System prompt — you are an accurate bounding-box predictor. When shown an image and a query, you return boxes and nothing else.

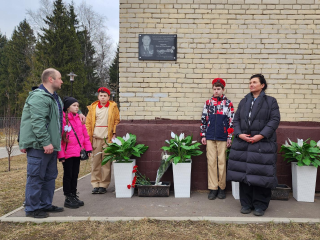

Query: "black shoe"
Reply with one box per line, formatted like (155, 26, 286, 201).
(71, 193, 84, 206)
(240, 206, 252, 214)
(217, 188, 226, 199)
(99, 187, 107, 194)
(43, 205, 64, 212)
(64, 195, 79, 209)
(253, 208, 265, 216)
(92, 187, 99, 194)
(208, 190, 218, 200)
(26, 209, 49, 218)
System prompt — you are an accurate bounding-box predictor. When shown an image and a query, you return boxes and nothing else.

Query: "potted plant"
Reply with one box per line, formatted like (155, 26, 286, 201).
(161, 132, 203, 198)
(280, 138, 320, 202)
(127, 161, 172, 197)
(102, 133, 148, 198)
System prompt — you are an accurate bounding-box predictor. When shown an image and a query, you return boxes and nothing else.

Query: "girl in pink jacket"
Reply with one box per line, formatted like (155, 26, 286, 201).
(58, 97, 92, 209)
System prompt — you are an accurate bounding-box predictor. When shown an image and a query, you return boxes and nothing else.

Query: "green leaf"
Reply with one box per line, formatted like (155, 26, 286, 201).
(310, 140, 317, 147)
(302, 157, 311, 166)
(161, 146, 171, 151)
(173, 156, 181, 164)
(181, 145, 191, 150)
(132, 152, 141, 157)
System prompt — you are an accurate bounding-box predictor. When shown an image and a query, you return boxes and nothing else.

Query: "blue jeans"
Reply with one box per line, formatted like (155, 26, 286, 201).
(24, 148, 58, 213)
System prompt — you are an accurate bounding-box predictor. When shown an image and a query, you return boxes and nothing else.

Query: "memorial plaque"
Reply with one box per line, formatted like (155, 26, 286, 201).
(138, 34, 177, 61)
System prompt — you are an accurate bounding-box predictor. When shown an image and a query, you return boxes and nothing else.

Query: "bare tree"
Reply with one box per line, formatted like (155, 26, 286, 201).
(26, 0, 54, 36)
(4, 103, 19, 172)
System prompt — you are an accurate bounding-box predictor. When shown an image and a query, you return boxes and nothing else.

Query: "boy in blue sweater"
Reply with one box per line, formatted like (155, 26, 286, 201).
(200, 78, 234, 200)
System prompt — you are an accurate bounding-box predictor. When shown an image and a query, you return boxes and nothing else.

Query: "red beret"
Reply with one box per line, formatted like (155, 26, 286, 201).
(97, 87, 110, 95)
(212, 78, 226, 87)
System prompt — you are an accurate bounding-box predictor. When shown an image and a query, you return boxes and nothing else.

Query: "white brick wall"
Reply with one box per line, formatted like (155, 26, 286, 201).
(119, 0, 320, 121)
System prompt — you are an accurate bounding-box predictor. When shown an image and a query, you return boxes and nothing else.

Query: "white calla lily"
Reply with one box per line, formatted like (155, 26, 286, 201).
(113, 138, 122, 146)
(192, 141, 197, 144)
(297, 138, 303, 147)
(171, 132, 176, 138)
(296, 152, 301, 155)
(165, 140, 170, 144)
(288, 138, 292, 145)
(284, 140, 290, 147)
(123, 133, 130, 141)
(317, 140, 320, 148)
(179, 133, 185, 140)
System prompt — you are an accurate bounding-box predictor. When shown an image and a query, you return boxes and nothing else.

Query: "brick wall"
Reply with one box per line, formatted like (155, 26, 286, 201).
(119, 0, 320, 121)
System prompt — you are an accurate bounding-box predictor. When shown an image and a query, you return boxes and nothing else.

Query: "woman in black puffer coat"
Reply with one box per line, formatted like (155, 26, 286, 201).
(227, 74, 280, 216)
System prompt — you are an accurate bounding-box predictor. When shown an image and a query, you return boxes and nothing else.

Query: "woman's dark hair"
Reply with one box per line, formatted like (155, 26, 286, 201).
(250, 74, 267, 91)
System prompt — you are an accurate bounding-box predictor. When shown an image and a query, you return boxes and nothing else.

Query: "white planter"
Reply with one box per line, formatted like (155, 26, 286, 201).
(114, 159, 136, 198)
(291, 162, 318, 202)
(232, 181, 240, 200)
(172, 160, 192, 198)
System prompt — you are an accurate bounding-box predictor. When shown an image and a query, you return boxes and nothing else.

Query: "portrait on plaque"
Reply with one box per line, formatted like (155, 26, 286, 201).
(138, 34, 177, 61)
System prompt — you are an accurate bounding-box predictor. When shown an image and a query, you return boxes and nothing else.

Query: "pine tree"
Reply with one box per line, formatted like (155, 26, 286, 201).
(36, 0, 86, 107)
(6, 20, 36, 115)
(0, 32, 9, 115)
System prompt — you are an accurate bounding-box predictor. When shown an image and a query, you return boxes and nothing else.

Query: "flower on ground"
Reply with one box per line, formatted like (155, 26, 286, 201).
(297, 138, 303, 147)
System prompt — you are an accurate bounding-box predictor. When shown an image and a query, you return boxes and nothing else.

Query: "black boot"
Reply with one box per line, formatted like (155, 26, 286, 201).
(64, 194, 79, 209)
(71, 193, 84, 206)
(217, 188, 226, 199)
(208, 190, 218, 200)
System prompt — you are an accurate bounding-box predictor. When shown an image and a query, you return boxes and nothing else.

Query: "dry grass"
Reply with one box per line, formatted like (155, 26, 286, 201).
(1, 155, 320, 240)
(0, 154, 91, 216)
(0, 220, 319, 240)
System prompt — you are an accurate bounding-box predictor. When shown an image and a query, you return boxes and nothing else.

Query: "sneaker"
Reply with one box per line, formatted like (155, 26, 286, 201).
(240, 206, 252, 214)
(71, 193, 84, 206)
(217, 188, 226, 199)
(92, 187, 100, 194)
(99, 187, 107, 194)
(253, 208, 265, 216)
(43, 205, 64, 212)
(64, 195, 79, 209)
(26, 209, 49, 218)
(208, 190, 218, 200)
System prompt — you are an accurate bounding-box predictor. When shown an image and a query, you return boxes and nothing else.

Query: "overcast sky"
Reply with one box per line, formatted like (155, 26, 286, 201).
(0, 0, 119, 49)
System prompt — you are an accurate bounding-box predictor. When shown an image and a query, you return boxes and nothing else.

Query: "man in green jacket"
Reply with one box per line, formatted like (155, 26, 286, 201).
(19, 68, 65, 218)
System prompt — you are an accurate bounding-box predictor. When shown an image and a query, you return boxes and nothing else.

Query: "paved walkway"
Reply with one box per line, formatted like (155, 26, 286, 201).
(1, 172, 320, 224)
(0, 146, 23, 159)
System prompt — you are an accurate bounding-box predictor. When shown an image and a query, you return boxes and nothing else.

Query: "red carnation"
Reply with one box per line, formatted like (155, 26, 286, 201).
(127, 185, 131, 189)
(134, 176, 137, 180)
(132, 184, 135, 188)
(133, 165, 138, 169)
(132, 169, 137, 173)
(227, 128, 234, 134)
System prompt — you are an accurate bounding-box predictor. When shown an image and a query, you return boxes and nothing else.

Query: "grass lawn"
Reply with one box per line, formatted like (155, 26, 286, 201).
(0, 155, 319, 240)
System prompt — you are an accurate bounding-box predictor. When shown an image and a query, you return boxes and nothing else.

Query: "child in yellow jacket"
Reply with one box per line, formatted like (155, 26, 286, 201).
(86, 87, 120, 194)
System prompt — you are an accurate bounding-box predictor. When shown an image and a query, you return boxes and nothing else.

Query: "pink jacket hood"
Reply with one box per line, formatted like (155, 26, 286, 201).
(58, 112, 92, 159)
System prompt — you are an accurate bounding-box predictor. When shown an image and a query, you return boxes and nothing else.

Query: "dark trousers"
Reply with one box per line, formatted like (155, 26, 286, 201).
(62, 157, 81, 195)
(25, 149, 58, 213)
(240, 182, 272, 211)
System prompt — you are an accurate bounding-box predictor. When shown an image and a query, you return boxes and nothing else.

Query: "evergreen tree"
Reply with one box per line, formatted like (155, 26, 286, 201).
(36, 0, 86, 107)
(6, 20, 36, 115)
(0, 32, 9, 115)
